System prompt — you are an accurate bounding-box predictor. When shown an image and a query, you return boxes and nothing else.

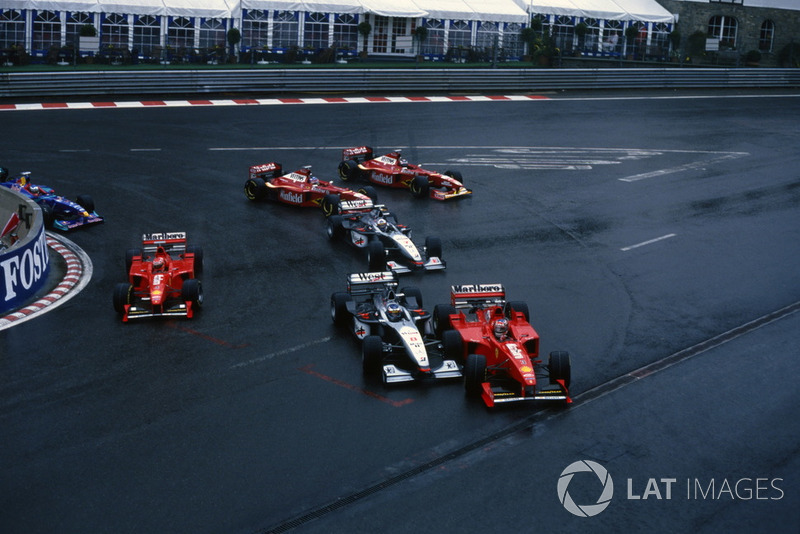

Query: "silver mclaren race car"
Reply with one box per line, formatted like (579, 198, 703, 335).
(325, 199, 445, 274)
(330, 272, 462, 384)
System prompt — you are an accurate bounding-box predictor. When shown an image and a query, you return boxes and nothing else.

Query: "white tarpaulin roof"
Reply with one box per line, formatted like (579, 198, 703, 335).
(528, 0, 674, 22)
(466, 0, 528, 23)
(359, 0, 427, 18)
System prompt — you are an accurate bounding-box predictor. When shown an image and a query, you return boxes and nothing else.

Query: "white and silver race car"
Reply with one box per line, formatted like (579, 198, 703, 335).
(330, 272, 462, 384)
(326, 199, 445, 274)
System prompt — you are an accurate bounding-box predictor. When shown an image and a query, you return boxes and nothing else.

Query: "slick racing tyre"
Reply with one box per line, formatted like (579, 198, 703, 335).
(113, 283, 133, 314)
(186, 245, 204, 277)
(424, 236, 443, 260)
(548, 351, 571, 389)
(181, 279, 203, 309)
(330, 292, 353, 327)
(125, 248, 143, 273)
(39, 203, 54, 228)
(504, 300, 530, 323)
(441, 330, 463, 362)
(362, 335, 383, 375)
(244, 178, 268, 201)
(432, 304, 456, 337)
(444, 170, 463, 183)
(326, 214, 344, 240)
(357, 185, 378, 203)
(367, 239, 386, 272)
(400, 286, 423, 308)
(409, 175, 430, 198)
(338, 160, 360, 181)
(464, 353, 487, 398)
(321, 194, 340, 216)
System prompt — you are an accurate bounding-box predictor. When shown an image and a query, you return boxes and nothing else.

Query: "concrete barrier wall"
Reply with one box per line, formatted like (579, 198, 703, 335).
(0, 187, 50, 313)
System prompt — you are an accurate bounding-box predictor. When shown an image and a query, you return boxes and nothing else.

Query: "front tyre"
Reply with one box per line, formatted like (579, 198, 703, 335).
(425, 236, 443, 259)
(548, 351, 571, 389)
(113, 283, 133, 314)
(409, 175, 430, 198)
(181, 278, 203, 310)
(464, 353, 486, 397)
(326, 214, 344, 240)
(362, 335, 383, 375)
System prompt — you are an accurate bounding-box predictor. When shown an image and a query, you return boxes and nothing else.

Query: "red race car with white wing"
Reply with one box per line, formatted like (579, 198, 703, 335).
(244, 162, 377, 216)
(113, 232, 204, 322)
(433, 283, 571, 407)
(337, 146, 472, 201)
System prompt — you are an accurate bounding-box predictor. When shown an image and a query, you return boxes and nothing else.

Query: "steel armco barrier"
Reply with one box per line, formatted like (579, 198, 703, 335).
(1, 67, 799, 98)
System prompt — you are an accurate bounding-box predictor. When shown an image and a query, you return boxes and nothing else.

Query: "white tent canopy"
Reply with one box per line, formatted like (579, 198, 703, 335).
(359, 0, 427, 18)
(527, 0, 674, 23)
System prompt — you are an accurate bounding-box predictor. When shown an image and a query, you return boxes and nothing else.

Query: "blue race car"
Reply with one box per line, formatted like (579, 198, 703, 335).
(0, 168, 104, 231)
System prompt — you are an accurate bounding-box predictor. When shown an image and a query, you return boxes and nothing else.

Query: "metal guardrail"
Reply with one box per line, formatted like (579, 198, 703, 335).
(1, 68, 799, 98)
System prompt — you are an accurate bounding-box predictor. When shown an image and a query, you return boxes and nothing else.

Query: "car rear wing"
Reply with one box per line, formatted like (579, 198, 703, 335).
(338, 199, 375, 214)
(142, 231, 187, 255)
(249, 162, 283, 180)
(347, 271, 397, 296)
(450, 283, 506, 308)
(342, 146, 374, 163)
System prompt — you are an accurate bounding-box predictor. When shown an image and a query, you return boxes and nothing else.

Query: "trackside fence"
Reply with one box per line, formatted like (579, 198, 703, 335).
(1, 68, 799, 98)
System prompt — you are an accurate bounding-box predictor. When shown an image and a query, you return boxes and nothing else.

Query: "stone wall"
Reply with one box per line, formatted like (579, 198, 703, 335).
(658, 1, 800, 66)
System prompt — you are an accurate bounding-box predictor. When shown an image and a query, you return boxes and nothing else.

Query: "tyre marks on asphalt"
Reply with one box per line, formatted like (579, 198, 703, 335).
(299, 364, 415, 408)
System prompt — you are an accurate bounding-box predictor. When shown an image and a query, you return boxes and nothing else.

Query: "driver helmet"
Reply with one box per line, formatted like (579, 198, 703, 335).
(29, 185, 40, 195)
(493, 318, 509, 338)
(386, 302, 403, 322)
(152, 256, 166, 271)
(377, 218, 388, 231)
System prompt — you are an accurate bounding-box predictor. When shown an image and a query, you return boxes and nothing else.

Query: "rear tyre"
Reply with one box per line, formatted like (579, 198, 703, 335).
(464, 353, 486, 397)
(367, 239, 386, 272)
(125, 248, 142, 273)
(425, 236, 443, 259)
(186, 245, 204, 277)
(76, 194, 95, 212)
(244, 178, 267, 201)
(338, 160, 360, 181)
(357, 185, 378, 203)
(432, 304, 456, 337)
(362, 335, 383, 375)
(40, 203, 54, 228)
(330, 292, 353, 326)
(548, 351, 571, 389)
(113, 283, 133, 314)
(409, 175, 430, 198)
(504, 300, 530, 323)
(400, 286, 423, 308)
(181, 279, 203, 309)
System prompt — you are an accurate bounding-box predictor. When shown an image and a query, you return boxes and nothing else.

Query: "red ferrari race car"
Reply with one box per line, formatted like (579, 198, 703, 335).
(113, 232, 204, 322)
(337, 146, 472, 201)
(244, 162, 377, 216)
(433, 283, 571, 407)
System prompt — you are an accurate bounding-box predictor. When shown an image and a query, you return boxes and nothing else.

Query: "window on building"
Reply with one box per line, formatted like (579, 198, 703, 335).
(304, 12, 328, 49)
(504, 22, 523, 58)
(708, 15, 737, 49)
(168, 16, 195, 50)
(66, 12, 94, 47)
(371, 15, 387, 53)
(423, 19, 445, 55)
(580, 18, 600, 52)
(602, 20, 622, 54)
(650, 22, 670, 58)
(101, 13, 129, 48)
(476, 21, 498, 51)
(199, 18, 225, 50)
(0, 9, 26, 49)
(552, 15, 574, 53)
(273, 10, 298, 49)
(133, 15, 160, 57)
(448, 20, 471, 51)
(332, 13, 357, 51)
(243, 10, 269, 49)
(759, 20, 774, 52)
(33, 10, 61, 52)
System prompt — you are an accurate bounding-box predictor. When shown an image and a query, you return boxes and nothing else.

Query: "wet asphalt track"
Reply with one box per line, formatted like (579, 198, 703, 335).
(1, 89, 799, 533)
